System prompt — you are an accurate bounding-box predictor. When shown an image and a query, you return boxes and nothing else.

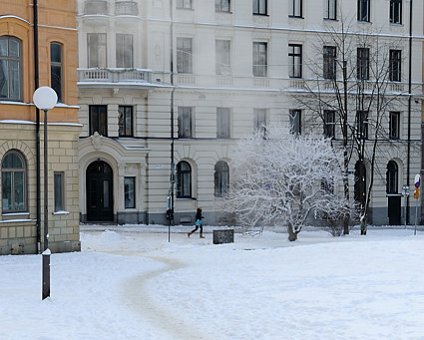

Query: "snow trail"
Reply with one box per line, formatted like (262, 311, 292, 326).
(121, 255, 212, 340)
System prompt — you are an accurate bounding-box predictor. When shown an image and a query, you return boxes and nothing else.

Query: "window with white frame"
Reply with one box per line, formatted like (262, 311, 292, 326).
(0, 36, 22, 101)
(289, 109, 301, 135)
(323, 110, 335, 138)
(118, 106, 133, 137)
(253, 42, 267, 77)
(389, 111, 400, 139)
(89, 105, 108, 136)
(216, 0, 230, 12)
(177, 161, 192, 198)
(87, 33, 107, 68)
(357, 47, 370, 80)
(253, 0, 267, 15)
(178, 107, 193, 138)
(325, 0, 337, 20)
(356, 110, 368, 139)
(216, 40, 231, 75)
(389, 49, 402, 82)
(289, 0, 302, 17)
(390, 0, 402, 24)
(2, 151, 27, 213)
(217, 107, 231, 138)
(177, 37, 193, 74)
(116, 34, 133, 68)
(124, 177, 136, 208)
(357, 0, 370, 22)
(323, 46, 336, 80)
(54, 172, 65, 212)
(214, 161, 230, 197)
(289, 44, 302, 78)
(254, 108, 267, 137)
(177, 0, 192, 9)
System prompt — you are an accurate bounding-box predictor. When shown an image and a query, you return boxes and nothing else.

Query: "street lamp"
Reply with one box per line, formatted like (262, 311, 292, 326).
(402, 185, 410, 228)
(33, 86, 58, 300)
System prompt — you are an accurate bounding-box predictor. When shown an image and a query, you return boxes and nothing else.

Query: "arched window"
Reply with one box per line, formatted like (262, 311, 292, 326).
(214, 161, 229, 197)
(386, 160, 398, 194)
(176, 161, 192, 198)
(2, 151, 27, 212)
(0, 36, 22, 101)
(354, 161, 366, 207)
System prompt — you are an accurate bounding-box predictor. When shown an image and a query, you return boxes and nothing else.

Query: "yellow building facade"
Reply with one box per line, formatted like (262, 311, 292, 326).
(0, 1, 81, 254)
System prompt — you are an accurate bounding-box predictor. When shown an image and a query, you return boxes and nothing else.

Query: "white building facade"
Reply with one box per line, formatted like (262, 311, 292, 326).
(76, 0, 423, 226)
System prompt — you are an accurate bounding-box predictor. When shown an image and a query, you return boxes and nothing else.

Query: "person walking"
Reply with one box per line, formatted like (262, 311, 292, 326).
(188, 208, 205, 238)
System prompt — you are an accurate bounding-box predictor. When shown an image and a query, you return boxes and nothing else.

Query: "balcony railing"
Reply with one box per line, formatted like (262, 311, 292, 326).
(115, 1, 139, 16)
(84, 1, 108, 15)
(78, 68, 152, 84)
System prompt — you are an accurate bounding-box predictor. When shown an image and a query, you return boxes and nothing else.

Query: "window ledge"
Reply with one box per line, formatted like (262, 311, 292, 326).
(53, 210, 70, 216)
(2, 212, 30, 217)
(0, 218, 32, 224)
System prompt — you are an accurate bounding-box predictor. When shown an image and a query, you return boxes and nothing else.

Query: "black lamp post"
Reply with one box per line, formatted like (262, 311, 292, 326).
(33, 86, 58, 300)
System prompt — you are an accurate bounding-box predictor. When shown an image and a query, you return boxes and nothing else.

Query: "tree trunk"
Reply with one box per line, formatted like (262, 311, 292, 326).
(287, 223, 298, 241)
(360, 214, 367, 235)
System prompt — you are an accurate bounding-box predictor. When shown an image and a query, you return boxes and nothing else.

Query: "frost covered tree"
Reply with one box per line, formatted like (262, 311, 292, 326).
(225, 124, 350, 241)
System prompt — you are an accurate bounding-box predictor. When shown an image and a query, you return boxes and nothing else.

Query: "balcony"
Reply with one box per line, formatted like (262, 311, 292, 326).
(78, 68, 152, 84)
(115, 1, 139, 16)
(84, 1, 108, 15)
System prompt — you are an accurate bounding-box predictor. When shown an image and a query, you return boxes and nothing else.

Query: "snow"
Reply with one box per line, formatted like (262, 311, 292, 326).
(1, 225, 424, 339)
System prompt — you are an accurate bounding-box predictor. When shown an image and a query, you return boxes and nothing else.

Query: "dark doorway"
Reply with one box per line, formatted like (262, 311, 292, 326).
(388, 196, 401, 225)
(86, 161, 114, 222)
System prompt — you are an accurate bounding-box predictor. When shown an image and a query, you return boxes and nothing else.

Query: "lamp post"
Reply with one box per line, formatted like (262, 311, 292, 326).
(33, 86, 58, 300)
(402, 185, 410, 228)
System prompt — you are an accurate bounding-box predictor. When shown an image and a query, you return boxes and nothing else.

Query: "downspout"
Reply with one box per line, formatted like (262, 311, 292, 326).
(169, 0, 175, 228)
(33, 0, 41, 253)
(406, 0, 413, 224)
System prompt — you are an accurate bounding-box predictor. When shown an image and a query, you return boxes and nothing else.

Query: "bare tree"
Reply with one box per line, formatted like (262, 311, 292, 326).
(293, 16, 409, 235)
(224, 124, 348, 241)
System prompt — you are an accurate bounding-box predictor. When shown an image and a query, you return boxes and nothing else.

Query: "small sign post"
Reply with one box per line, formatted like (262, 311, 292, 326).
(414, 174, 420, 235)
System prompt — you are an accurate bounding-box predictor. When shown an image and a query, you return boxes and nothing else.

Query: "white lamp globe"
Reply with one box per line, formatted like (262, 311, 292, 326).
(33, 86, 58, 110)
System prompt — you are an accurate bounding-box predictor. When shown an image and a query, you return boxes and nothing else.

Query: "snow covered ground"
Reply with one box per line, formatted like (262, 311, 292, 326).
(1, 225, 424, 340)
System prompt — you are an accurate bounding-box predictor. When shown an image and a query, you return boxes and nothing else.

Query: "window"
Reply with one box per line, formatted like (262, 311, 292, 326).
(253, 42, 267, 77)
(216, 0, 230, 12)
(87, 33, 107, 68)
(176, 161, 192, 198)
(357, 47, 370, 80)
(253, 0, 267, 15)
(289, 44, 302, 78)
(116, 34, 133, 68)
(0, 36, 22, 101)
(354, 161, 366, 207)
(217, 108, 230, 138)
(177, 0, 192, 9)
(89, 105, 108, 136)
(216, 40, 231, 75)
(356, 110, 368, 139)
(124, 177, 136, 208)
(214, 161, 230, 197)
(289, 0, 302, 17)
(389, 50, 402, 82)
(54, 172, 65, 212)
(390, 0, 402, 24)
(289, 109, 301, 135)
(323, 110, 335, 138)
(2, 151, 26, 213)
(389, 111, 400, 139)
(178, 107, 193, 138)
(325, 0, 337, 20)
(357, 0, 370, 22)
(119, 106, 133, 137)
(177, 38, 193, 74)
(254, 108, 267, 137)
(386, 161, 398, 194)
(50, 43, 62, 102)
(323, 46, 336, 80)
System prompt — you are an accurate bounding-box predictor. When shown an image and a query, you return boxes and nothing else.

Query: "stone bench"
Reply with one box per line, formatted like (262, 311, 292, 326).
(213, 229, 234, 244)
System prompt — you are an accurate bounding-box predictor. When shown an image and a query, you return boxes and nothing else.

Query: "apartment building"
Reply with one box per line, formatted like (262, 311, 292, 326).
(77, 0, 423, 226)
(0, 1, 81, 254)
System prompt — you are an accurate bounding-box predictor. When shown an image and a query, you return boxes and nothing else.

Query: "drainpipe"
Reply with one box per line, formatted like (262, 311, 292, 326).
(169, 0, 175, 232)
(33, 0, 41, 253)
(406, 0, 413, 224)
